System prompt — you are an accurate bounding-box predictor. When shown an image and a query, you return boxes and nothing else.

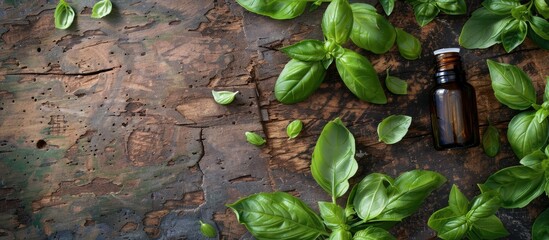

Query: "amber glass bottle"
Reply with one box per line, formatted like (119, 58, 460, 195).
(429, 48, 479, 150)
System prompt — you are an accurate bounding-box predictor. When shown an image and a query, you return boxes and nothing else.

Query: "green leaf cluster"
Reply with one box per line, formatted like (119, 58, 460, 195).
(460, 0, 549, 52)
(402, 0, 467, 26)
(228, 118, 446, 240)
(428, 185, 509, 240)
(54, 0, 113, 30)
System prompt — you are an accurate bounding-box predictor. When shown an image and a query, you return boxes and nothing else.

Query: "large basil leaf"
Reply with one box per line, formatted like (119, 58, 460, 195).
(530, 16, 549, 40)
(395, 28, 422, 60)
(535, 0, 549, 19)
(322, 0, 353, 45)
(414, 2, 440, 26)
(482, 124, 500, 157)
(469, 215, 509, 240)
(353, 227, 396, 240)
(507, 111, 549, 158)
(318, 201, 346, 230)
(335, 49, 387, 104)
(448, 184, 469, 215)
(353, 173, 392, 221)
(436, 0, 467, 15)
(274, 59, 326, 104)
(380, 0, 395, 15)
(466, 191, 501, 221)
(377, 115, 412, 144)
(311, 118, 358, 200)
(350, 3, 396, 54)
(459, 8, 513, 49)
(428, 207, 459, 232)
(236, 0, 307, 20)
(520, 149, 547, 169)
(501, 19, 528, 52)
(483, 165, 546, 208)
(482, 0, 520, 14)
(281, 40, 327, 62)
(227, 192, 326, 240)
(374, 170, 446, 221)
(533, 208, 549, 240)
(487, 59, 536, 111)
(54, 0, 75, 30)
(438, 216, 469, 240)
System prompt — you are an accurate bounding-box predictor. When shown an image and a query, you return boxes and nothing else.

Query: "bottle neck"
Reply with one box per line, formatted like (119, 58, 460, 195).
(435, 52, 465, 84)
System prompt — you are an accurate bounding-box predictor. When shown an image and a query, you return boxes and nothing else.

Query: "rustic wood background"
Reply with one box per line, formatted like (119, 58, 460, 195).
(1, 0, 548, 239)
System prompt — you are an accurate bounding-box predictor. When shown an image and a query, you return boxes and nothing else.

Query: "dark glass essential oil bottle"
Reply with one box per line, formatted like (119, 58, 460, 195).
(429, 48, 479, 150)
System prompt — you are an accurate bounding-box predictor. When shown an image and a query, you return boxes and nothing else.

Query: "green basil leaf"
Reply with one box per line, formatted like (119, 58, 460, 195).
(245, 131, 266, 146)
(482, 124, 500, 157)
(438, 216, 469, 240)
(353, 173, 392, 221)
(318, 201, 347, 230)
(322, 57, 334, 69)
(428, 207, 459, 233)
(380, 0, 395, 15)
(274, 59, 326, 104)
(395, 28, 422, 60)
(54, 0, 75, 30)
(507, 111, 549, 158)
(91, 0, 112, 19)
(482, 0, 520, 14)
(236, 0, 307, 20)
(533, 208, 549, 239)
(501, 19, 528, 52)
(377, 115, 412, 144)
(322, 0, 353, 45)
(529, 25, 549, 50)
(329, 229, 352, 240)
(199, 220, 217, 238)
(483, 165, 546, 208)
(459, 8, 513, 49)
(414, 2, 440, 26)
(536, 108, 549, 123)
(385, 70, 408, 95)
(375, 170, 446, 221)
(544, 78, 549, 102)
(436, 0, 467, 15)
(448, 184, 469, 215)
(286, 119, 303, 139)
(466, 191, 501, 221)
(227, 192, 326, 240)
(530, 16, 549, 40)
(212, 90, 239, 105)
(345, 184, 358, 218)
(535, 0, 549, 19)
(281, 40, 327, 62)
(311, 118, 358, 200)
(470, 215, 509, 239)
(353, 227, 396, 240)
(350, 3, 396, 54)
(520, 149, 547, 169)
(487, 59, 536, 110)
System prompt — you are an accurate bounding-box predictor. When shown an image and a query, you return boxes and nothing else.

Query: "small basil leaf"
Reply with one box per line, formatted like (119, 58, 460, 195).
(436, 0, 467, 15)
(322, 0, 353, 45)
(483, 165, 546, 208)
(245, 131, 266, 146)
(281, 40, 327, 62)
(395, 28, 422, 60)
(236, 0, 307, 20)
(199, 220, 217, 238)
(311, 118, 358, 200)
(322, 57, 334, 69)
(466, 191, 501, 221)
(501, 19, 528, 52)
(470, 215, 509, 239)
(511, 5, 529, 20)
(535, 0, 549, 19)
(448, 184, 469, 215)
(530, 16, 549, 40)
(385, 69, 408, 95)
(227, 192, 326, 240)
(486, 59, 536, 110)
(274, 59, 326, 104)
(350, 3, 396, 54)
(377, 115, 412, 144)
(286, 119, 303, 139)
(212, 90, 238, 105)
(353, 173, 392, 221)
(91, 0, 113, 19)
(428, 207, 459, 233)
(482, 0, 520, 14)
(459, 8, 513, 49)
(536, 108, 549, 123)
(438, 216, 469, 240)
(354, 227, 396, 240)
(533, 208, 549, 239)
(335, 48, 387, 104)
(414, 2, 440, 26)
(318, 201, 347, 230)
(380, 0, 395, 15)
(519, 149, 547, 169)
(482, 124, 500, 157)
(54, 0, 75, 30)
(507, 111, 549, 158)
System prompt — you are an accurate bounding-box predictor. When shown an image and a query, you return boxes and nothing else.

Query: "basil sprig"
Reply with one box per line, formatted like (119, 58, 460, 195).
(54, 0, 75, 29)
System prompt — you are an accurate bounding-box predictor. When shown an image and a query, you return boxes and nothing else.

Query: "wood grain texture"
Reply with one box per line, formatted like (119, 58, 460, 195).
(1, 0, 548, 239)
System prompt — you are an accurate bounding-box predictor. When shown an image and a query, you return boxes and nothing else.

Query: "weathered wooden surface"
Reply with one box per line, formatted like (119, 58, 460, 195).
(0, 0, 548, 239)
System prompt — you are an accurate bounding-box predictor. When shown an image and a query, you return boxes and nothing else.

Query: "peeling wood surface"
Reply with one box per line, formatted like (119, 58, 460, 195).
(0, 0, 548, 239)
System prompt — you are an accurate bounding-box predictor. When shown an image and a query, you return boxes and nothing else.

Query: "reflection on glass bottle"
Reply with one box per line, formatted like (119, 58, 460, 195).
(430, 48, 479, 150)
